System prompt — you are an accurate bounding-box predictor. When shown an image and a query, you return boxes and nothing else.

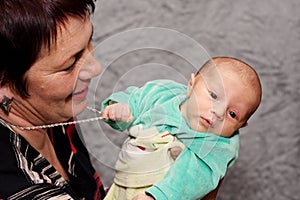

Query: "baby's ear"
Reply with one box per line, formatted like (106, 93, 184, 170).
(186, 73, 195, 97)
(241, 121, 248, 128)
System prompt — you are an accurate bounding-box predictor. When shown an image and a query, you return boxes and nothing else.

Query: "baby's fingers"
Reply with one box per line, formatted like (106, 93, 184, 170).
(119, 105, 134, 122)
(101, 103, 133, 122)
(113, 105, 133, 122)
(101, 106, 114, 120)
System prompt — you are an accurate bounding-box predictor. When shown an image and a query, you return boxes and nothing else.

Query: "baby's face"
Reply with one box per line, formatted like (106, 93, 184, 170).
(184, 65, 258, 137)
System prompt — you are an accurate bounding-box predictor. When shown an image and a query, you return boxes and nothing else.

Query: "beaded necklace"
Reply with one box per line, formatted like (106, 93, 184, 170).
(4, 106, 103, 131)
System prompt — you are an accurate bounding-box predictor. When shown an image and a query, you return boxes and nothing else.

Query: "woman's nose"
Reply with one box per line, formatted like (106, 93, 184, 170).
(78, 51, 102, 80)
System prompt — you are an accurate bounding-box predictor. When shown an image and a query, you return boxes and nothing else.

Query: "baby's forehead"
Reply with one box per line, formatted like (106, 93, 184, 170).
(198, 63, 260, 100)
(199, 61, 255, 85)
(198, 64, 239, 86)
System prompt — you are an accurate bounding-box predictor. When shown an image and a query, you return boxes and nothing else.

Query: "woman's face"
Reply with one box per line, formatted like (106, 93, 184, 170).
(20, 15, 102, 124)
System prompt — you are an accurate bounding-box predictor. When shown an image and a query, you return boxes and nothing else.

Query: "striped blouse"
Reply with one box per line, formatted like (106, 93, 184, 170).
(0, 121, 105, 200)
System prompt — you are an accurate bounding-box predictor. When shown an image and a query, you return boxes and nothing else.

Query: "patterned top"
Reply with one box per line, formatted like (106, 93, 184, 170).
(0, 120, 105, 200)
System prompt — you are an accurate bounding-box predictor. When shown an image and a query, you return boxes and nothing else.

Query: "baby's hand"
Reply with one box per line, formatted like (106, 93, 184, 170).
(169, 146, 183, 160)
(101, 103, 134, 122)
(132, 194, 155, 200)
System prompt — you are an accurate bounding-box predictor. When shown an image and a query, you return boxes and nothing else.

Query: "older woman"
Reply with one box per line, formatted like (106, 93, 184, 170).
(0, 0, 105, 199)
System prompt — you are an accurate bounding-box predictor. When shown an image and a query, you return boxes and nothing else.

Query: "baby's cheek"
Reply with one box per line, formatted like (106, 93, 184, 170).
(221, 125, 235, 137)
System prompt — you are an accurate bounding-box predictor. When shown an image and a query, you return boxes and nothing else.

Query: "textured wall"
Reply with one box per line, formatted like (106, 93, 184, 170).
(79, 0, 300, 199)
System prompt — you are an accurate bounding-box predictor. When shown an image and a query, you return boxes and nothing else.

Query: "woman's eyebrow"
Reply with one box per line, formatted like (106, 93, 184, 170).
(60, 25, 93, 68)
(69, 25, 94, 59)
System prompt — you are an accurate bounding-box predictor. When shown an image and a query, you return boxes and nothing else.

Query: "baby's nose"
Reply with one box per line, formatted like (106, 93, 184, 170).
(211, 104, 225, 120)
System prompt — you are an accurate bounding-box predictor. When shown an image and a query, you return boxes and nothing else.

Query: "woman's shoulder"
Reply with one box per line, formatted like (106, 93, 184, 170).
(0, 124, 33, 198)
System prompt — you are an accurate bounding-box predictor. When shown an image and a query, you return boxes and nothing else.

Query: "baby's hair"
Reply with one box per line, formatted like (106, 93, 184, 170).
(196, 56, 254, 75)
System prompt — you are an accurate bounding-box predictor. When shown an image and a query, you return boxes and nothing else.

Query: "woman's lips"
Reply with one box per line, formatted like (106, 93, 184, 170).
(72, 87, 89, 100)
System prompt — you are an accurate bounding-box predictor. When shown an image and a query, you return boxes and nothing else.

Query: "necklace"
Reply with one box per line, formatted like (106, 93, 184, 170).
(4, 106, 104, 131)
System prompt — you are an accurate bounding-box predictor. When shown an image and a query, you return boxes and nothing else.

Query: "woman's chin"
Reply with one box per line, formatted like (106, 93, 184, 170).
(72, 99, 87, 116)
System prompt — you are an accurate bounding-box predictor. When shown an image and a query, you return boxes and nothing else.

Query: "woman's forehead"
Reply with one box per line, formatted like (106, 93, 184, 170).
(39, 15, 91, 56)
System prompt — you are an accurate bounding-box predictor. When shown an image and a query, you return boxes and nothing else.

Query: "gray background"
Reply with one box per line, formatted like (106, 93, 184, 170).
(79, 0, 300, 199)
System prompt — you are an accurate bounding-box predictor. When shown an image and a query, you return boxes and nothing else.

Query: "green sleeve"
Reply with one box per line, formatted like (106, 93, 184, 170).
(146, 133, 239, 200)
(101, 80, 181, 131)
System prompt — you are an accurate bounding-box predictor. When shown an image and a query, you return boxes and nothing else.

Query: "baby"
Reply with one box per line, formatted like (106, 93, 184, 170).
(102, 57, 262, 200)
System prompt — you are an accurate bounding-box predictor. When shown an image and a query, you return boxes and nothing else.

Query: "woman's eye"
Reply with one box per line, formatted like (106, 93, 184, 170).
(229, 111, 237, 119)
(210, 92, 218, 99)
(63, 62, 76, 71)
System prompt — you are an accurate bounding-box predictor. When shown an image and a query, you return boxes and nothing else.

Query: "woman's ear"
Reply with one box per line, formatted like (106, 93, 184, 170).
(186, 73, 195, 97)
(0, 86, 14, 114)
(0, 86, 14, 99)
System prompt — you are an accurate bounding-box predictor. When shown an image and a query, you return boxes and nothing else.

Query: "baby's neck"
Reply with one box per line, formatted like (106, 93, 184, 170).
(179, 101, 188, 122)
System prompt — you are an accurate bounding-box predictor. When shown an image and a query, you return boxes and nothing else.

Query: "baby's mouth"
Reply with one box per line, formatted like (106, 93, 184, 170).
(200, 116, 213, 128)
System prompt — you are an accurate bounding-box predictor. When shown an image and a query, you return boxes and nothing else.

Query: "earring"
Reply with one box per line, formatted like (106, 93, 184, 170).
(1, 95, 13, 113)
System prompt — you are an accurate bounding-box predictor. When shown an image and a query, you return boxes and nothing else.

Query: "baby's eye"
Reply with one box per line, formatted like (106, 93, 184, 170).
(229, 111, 237, 119)
(210, 92, 217, 99)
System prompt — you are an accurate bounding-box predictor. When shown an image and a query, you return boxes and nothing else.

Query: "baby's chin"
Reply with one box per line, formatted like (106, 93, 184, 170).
(203, 127, 226, 137)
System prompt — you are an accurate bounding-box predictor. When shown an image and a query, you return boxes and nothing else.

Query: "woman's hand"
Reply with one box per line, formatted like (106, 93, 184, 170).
(101, 103, 134, 122)
(132, 194, 155, 200)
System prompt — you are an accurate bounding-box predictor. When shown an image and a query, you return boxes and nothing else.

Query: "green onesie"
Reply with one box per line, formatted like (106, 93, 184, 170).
(102, 79, 239, 200)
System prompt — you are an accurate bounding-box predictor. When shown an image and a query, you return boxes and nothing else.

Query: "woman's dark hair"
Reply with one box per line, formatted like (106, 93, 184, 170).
(0, 0, 96, 98)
